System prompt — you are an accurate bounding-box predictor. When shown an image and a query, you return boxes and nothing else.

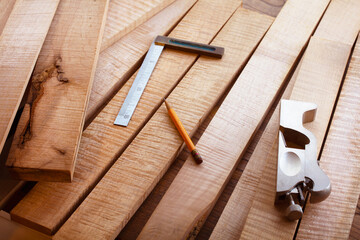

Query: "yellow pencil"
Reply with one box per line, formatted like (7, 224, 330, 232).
(164, 99, 203, 164)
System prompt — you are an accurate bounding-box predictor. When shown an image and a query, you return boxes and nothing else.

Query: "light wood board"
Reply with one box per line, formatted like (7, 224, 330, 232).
(53, 6, 273, 240)
(239, 0, 360, 238)
(10, 0, 243, 235)
(137, 0, 332, 238)
(5, 0, 109, 182)
(0, 0, 60, 157)
(100, 0, 174, 52)
(86, 0, 197, 124)
(0, 0, 16, 35)
(240, 37, 352, 239)
(296, 33, 360, 240)
(243, 0, 286, 17)
(209, 69, 296, 240)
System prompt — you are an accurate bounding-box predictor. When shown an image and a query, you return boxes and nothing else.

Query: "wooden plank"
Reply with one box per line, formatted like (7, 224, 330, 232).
(10, 0, 243, 235)
(100, 0, 174, 52)
(5, 0, 109, 182)
(240, 39, 353, 239)
(0, 211, 50, 240)
(239, 0, 360, 238)
(0, 0, 60, 156)
(350, 198, 360, 239)
(243, 0, 286, 17)
(54, 7, 273, 240)
(296, 34, 360, 240)
(208, 65, 297, 240)
(137, 0, 332, 238)
(0, 0, 16, 35)
(86, 0, 197, 124)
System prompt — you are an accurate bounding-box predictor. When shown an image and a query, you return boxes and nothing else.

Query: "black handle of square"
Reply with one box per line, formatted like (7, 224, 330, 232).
(154, 35, 224, 58)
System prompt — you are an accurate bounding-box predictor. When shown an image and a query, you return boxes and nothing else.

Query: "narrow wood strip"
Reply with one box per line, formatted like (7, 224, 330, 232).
(243, 0, 286, 17)
(138, 0, 332, 238)
(86, 0, 197, 124)
(100, 0, 174, 52)
(350, 197, 360, 239)
(5, 0, 109, 182)
(209, 62, 298, 240)
(0, 0, 16, 35)
(54, 7, 273, 240)
(240, 37, 352, 239)
(296, 33, 360, 240)
(0, 0, 60, 155)
(10, 0, 243, 235)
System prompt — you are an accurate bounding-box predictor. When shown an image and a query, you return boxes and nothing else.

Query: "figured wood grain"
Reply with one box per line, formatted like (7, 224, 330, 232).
(5, 0, 109, 182)
(0, 0, 16, 35)
(137, 0, 332, 238)
(54, 7, 273, 240)
(0, 0, 59, 156)
(86, 0, 197, 124)
(10, 0, 243, 235)
(240, 0, 360, 238)
(243, 0, 286, 17)
(296, 34, 360, 240)
(240, 38, 352, 239)
(101, 0, 174, 52)
(208, 64, 298, 240)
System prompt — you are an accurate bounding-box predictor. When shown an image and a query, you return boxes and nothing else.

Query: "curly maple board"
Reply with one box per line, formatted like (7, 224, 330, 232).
(211, 1, 360, 239)
(53, 7, 273, 240)
(137, 0, 333, 239)
(296, 34, 360, 240)
(0, 0, 16, 35)
(243, 0, 286, 17)
(0, 0, 59, 156)
(5, 0, 109, 182)
(10, 0, 243, 235)
(239, 0, 360, 238)
(100, 0, 174, 52)
(87, 0, 197, 124)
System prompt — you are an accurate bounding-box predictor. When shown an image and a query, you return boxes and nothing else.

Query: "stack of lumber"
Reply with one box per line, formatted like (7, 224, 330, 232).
(0, 0, 360, 239)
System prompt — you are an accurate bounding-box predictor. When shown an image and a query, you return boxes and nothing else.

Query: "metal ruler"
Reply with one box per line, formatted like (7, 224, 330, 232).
(114, 35, 224, 126)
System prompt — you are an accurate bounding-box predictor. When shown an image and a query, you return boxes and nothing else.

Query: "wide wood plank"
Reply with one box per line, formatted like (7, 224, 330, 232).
(296, 34, 360, 240)
(100, 0, 174, 52)
(86, 0, 197, 124)
(243, 0, 286, 17)
(0, 0, 16, 35)
(10, 0, 243, 235)
(240, 39, 353, 239)
(137, 0, 332, 238)
(5, 0, 109, 182)
(54, 7, 273, 240)
(0, 0, 59, 156)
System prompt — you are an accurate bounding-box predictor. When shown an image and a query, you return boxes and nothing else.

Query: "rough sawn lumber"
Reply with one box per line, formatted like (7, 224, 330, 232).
(5, 0, 109, 182)
(0, 0, 60, 156)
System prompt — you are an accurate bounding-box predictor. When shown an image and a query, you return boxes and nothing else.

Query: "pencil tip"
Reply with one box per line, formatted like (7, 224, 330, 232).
(164, 99, 170, 110)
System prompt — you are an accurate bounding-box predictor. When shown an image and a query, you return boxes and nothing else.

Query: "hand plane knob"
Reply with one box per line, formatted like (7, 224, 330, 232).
(285, 194, 303, 221)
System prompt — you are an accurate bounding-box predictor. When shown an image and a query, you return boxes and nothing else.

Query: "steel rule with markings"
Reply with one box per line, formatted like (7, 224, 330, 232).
(114, 35, 224, 126)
